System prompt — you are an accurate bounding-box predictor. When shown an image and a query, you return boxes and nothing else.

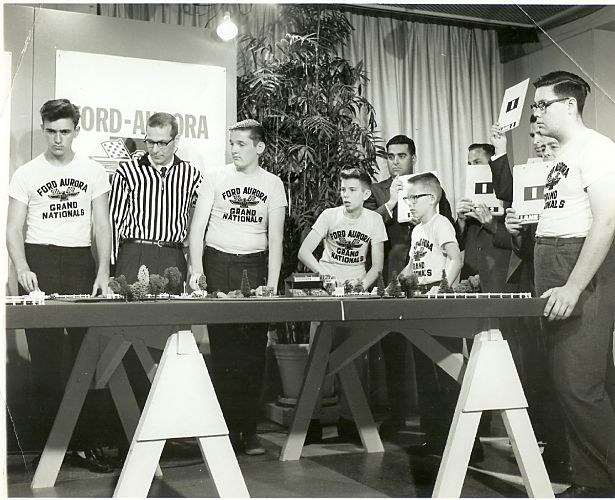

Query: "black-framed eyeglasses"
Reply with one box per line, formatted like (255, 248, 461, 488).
(529, 97, 569, 113)
(144, 137, 175, 148)
(403, 193, 432, 204)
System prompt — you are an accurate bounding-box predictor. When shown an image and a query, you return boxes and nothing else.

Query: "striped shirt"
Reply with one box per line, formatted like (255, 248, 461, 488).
(109, 154, 202, 263)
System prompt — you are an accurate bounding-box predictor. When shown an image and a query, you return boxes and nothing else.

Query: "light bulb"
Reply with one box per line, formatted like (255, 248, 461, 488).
(216, 12, 238, 41)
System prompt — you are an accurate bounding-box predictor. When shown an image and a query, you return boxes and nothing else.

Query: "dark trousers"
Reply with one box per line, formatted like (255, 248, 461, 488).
(204, 246, 268, 434)
(413, 337, 462, 447)
(22, 244, 112, 450)
(381, 333, 408, 419)
(114, 241, 187, 284)
(115, 241, 188, 411)
(535, 237, 615, 489)
(380, 254, 411, 419)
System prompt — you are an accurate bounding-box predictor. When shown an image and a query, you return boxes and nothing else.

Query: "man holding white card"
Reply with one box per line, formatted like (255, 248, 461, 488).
(365, 135, 455, 439)
(456, 143, 513, 293)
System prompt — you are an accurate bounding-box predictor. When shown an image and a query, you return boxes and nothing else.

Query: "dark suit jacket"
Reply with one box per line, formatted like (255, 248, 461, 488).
(365, 177, 454, 282)
(488, 154, 536, 293)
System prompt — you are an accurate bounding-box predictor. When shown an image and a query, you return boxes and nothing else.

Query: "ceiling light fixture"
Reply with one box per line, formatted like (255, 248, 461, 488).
(216, 12, 238, 41)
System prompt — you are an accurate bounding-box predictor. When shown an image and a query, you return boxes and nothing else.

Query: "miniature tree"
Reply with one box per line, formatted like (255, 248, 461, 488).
(468, 274, 481, 292)
(149, 274, 168, 297)
(137, 265, 150, 285)
(108, 276, 123, 295)
(343, 280, 354, 295)
(163, 267, 183, 295)
(439, 270, 453, 294)
(129, 281, 149, 301)
(376, 272, 386, 297)
(453, 279, 473, 293)
(386, 270, 403, 298)
(240, 269, 252, 297)
(109, 275, 131, 300)
(197, 274, 208, 291)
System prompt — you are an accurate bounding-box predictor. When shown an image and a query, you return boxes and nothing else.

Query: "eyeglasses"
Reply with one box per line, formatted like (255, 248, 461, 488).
(144, 137, 175, 148)
(529, 97, 569, 113)
(404, 193, 432, 204)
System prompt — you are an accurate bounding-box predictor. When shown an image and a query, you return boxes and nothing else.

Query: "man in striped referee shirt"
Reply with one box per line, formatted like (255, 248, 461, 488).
(188, 119, 286, 455)
(109, 112, 202, 283)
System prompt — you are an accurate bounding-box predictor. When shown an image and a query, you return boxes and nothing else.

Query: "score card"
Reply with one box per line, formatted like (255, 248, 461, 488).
(464, 164, 504, 216)
(498, 78, 530, 132)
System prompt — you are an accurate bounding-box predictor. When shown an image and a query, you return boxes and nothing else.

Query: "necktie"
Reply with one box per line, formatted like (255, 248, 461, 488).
(160, 167, 167, 177)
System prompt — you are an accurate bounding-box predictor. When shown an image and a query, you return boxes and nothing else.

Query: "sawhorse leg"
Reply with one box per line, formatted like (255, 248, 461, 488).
(113, 330, 248, 498)
(279, 323, 334, 461)
(31, 330, 101, 488)
(432, 328, 553, 498)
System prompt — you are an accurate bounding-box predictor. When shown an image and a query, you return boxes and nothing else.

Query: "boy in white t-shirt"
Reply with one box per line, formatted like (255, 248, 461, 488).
(188, 119, 286, 455)
(299, 167, 387, 288)
(400, 173, 461, 289)
(399, 173, 468, 457)
(298, 166, 387, 441)
(6, 99, 113, 472)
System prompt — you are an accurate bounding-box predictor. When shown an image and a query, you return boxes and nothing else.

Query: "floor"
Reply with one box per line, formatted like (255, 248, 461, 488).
(7, 416, 571, 498)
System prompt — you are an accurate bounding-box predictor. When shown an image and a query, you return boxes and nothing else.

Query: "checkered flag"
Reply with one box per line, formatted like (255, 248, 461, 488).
(101, 139, 130, 159)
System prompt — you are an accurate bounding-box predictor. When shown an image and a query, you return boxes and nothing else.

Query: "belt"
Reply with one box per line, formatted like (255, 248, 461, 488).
(122, 238, 184, 249)
(205, 246, 267, 258)
(535, 236, 585, 246)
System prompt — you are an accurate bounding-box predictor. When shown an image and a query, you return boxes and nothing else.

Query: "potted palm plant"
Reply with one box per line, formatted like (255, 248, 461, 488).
(237, 5, 383, 424)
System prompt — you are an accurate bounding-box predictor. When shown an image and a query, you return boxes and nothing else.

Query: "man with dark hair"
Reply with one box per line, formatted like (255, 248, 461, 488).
(490, 118, 570, 480)
(188, 119, 287, 455)
(109, 111, 202, 283)
(365, 135, 457, 442)
(468, 143, 495, 162)
(7, 98, 113, 471)
(456, 143, 513, 293)
(527, 70, 615, 498)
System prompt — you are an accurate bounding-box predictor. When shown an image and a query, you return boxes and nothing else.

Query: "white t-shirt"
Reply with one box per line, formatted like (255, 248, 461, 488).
(312, 206, 388, 283)
(201, 165, 287, 253)
(410, 213, 456, 285)
(537, 129, 615, 238)
(8, 153, 111, 246)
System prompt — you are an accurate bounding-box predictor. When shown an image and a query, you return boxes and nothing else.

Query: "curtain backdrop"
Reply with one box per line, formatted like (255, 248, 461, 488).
(99, 4, 503, 204)
(341, 12, 503, 202)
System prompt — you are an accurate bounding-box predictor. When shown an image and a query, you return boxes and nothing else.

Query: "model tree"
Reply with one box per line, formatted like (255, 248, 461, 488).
(240, 269, 252, 297)
(197, 274, 208, 291)
(385, 270, 403, 298)
(468, 274, 481, 292)
(399, 272, 420, 297)
(137, 265, 150, 285)
(439, 270, 453, 293)
(108, 274, 130, 299)
(149, 274, 168, 297)
(129, 281, 149, 301)
(163, 267, 182, 295)
(376, 272, 386, 297)
(453, 279, 473, 293)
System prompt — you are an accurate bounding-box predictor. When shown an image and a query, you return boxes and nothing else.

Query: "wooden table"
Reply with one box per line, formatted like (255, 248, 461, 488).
(6, 296, 555, 498)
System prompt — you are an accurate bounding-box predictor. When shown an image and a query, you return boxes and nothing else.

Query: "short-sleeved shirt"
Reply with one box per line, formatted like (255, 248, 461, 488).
(312, 206, 388, 283)
(410, 213, 457, 285)
(202, 165, 287, 254)
(537, 129, 615, 238)
(8, 153, 111, 246)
